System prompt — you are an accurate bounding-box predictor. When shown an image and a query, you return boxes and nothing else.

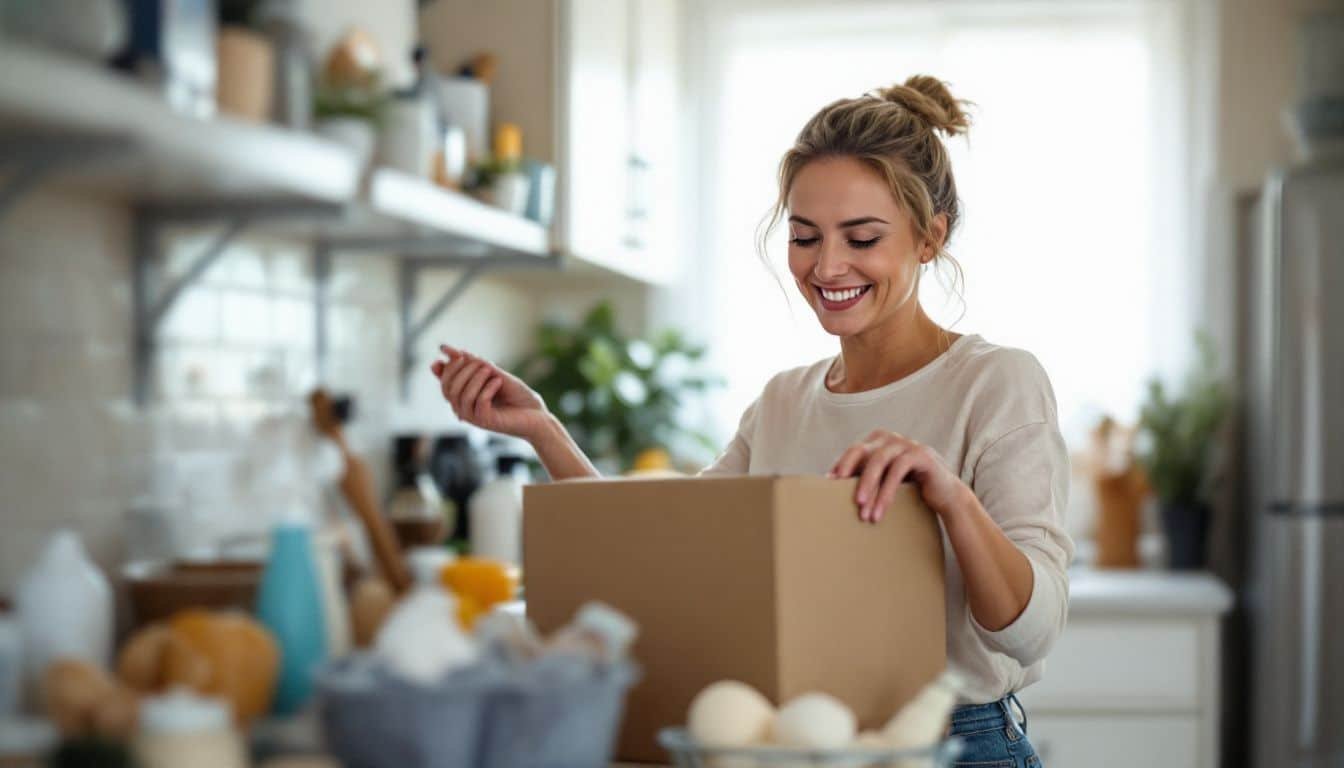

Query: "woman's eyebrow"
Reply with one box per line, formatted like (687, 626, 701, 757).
(838, 216, 888, 227)
(787, 215, 888, 228)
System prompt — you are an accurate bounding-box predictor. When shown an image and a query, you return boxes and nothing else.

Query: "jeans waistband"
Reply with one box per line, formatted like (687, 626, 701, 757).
(951, 693, 1027, 732)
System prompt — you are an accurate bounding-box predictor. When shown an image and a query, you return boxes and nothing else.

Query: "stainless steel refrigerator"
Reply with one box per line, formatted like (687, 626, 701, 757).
(1246, 146, 1344, 768)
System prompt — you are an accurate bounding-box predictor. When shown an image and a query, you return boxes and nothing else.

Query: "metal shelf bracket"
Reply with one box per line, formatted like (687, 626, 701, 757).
(131, 200, 342, 404)
(310, 235, 560, 398)
(396, 251, 562, 399)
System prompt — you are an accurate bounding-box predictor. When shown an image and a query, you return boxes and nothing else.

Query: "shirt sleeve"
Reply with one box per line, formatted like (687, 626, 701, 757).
(696, 398, 759, 477)
(967, 419, 1074, 667)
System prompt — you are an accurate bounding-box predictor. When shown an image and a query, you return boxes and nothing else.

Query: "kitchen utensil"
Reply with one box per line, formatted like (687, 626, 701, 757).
(16, 531, 112, 680)
(311, 390, 410, 593)
(122, 559, 262, 630)
(256, 524, 327, 715)
(216, 26, 273, 122)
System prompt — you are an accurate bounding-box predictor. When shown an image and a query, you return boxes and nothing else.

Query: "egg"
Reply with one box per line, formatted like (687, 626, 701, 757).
(771, 692, 857, 749)
(687, 680, 776, 747)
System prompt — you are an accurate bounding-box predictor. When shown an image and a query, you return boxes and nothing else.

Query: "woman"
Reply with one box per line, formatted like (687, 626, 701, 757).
(430, 75, 1071, 767)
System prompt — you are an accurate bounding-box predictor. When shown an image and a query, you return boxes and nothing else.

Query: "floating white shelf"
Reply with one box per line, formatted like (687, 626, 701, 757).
(0, 42, 360, 204)
(0, 42, 668, 400)
(321, 168, 552, 259)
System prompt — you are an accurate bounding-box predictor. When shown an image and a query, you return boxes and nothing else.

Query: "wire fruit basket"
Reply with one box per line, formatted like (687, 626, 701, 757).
(658, 728, 963, 768)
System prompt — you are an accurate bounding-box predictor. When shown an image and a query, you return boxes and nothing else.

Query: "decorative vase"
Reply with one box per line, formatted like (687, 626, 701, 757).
(1160, 501, 1210, 570)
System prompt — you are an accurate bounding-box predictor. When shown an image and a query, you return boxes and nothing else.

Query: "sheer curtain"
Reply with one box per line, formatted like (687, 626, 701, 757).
(681, 0, 1199, 447)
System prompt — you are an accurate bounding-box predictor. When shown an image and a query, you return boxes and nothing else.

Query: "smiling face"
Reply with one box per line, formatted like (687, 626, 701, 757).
(786, 156, 945, 339)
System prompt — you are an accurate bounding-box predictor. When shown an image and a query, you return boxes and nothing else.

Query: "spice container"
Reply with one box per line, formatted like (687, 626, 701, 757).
(133, 691, 248, 768)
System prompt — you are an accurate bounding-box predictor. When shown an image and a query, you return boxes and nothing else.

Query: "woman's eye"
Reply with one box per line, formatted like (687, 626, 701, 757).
(790, 236, 820, 247)
(849, 237, 881, 249)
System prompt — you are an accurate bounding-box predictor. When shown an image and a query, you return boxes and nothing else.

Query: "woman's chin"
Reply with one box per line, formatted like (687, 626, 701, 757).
(814, 312, 869, 338)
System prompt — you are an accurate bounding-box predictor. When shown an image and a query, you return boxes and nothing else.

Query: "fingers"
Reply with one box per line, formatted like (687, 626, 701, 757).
(458, 366, 494, 419)
(856, 443, 906, 521)
(830, 440, 875, 479)
(430, 359, 446, 377)
(475, 377, 503, 420)
(445, 361, 483, 404)
(870, 453, 917, 523)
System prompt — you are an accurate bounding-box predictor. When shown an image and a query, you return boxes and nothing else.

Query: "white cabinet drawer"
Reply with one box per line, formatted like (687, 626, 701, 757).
(1027, 714, 1199, 768)
(1016, 620, 1200, 710)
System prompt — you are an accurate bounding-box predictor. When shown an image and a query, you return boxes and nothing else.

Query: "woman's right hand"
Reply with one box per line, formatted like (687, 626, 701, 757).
(429, 345, 551, 440)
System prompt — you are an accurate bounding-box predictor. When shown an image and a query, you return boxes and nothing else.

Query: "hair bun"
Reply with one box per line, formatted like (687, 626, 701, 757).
(875, 75, 971, 137)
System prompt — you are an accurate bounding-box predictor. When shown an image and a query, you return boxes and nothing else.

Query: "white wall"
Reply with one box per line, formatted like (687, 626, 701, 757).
(1198, 0, 1343, 359)
(0, 190, 540, 595)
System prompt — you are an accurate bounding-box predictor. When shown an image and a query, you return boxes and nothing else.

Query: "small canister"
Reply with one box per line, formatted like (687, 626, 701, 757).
(133, 691, 248, 768)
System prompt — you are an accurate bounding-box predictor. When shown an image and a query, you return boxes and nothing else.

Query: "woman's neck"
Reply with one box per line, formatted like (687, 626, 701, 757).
(828, 307, 956, 394)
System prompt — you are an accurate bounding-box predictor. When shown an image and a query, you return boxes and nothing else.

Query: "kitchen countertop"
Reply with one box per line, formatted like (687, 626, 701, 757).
(511, 568, 1235, 623)
(1065, 567, 1234, 617)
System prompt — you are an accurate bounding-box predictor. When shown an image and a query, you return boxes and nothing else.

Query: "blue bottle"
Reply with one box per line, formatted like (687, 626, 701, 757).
(256, 523, 328, 715)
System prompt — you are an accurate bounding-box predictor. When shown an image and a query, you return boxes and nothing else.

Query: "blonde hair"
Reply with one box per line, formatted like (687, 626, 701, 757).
(758, 75, 973, 314)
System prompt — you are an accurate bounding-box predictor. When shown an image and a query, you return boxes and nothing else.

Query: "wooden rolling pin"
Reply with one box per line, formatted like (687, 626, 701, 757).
(309, 390, 411, 593)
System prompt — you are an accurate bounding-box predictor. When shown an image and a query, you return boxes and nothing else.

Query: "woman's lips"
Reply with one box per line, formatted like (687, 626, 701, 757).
(815, 284, 872, 312)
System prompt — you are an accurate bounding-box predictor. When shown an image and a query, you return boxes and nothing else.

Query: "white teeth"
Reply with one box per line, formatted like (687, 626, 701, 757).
(820, 286, 867, 302)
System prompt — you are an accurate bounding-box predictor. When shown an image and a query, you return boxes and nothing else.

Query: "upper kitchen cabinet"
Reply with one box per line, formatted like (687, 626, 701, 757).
(419, 0, 681, 286)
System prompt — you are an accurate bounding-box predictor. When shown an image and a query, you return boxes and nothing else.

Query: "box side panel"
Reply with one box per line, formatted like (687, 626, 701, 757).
(773, 477, 946, 729)
(523, 476, 780, 762)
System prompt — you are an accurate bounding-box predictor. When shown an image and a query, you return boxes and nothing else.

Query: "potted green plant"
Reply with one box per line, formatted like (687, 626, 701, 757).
(313, 74, 386, 168)
(1136, 333, 1232, 570)
(512, 301, 723, 474)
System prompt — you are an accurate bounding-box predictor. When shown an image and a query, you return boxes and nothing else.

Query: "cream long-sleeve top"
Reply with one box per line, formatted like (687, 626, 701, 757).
(698, 333, 1074, 704)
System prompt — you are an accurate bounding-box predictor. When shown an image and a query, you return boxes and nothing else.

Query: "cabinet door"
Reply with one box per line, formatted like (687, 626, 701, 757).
(626, 0, 679, 282)
(1027, 715, 1199, 768)
(1015, 620, 1201, 711)
(562, 0, 632, 264)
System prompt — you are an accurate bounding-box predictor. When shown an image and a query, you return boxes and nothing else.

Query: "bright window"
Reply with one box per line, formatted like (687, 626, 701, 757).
(689, 0, 1197, 445)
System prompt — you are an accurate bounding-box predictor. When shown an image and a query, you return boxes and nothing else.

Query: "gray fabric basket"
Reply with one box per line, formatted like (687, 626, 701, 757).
(477, 660, 638, 768)
(316, 655, 637, 768)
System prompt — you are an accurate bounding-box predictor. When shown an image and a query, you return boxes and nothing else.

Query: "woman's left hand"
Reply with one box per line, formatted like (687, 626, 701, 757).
(828, 430, 969, 522)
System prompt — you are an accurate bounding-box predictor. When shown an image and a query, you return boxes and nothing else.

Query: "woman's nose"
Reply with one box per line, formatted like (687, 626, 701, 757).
(814, 241, 851, 280)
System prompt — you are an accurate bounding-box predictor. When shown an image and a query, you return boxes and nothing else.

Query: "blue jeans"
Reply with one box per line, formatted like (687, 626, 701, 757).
(949, 694, 1040, 767)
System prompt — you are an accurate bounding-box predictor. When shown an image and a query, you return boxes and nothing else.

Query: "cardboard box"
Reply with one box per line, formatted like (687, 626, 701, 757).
(524, 475, 946, 763)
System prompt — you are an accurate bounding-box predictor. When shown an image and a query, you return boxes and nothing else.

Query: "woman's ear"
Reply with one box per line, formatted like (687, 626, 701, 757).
(922, 213, 949, 262)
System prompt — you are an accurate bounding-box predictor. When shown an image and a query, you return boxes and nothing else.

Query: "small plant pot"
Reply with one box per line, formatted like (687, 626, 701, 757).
(1161, 501, 1210, 570)
(316, 117, 377, 169)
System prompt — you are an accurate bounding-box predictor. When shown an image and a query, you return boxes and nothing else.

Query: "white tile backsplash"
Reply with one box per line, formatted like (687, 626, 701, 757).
(0, 189, 551, 596)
